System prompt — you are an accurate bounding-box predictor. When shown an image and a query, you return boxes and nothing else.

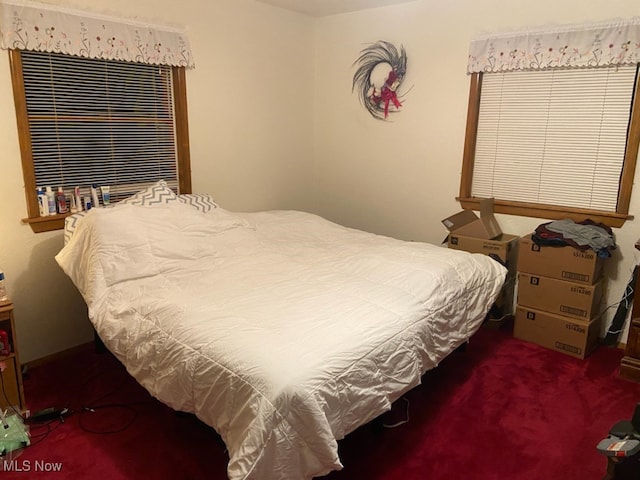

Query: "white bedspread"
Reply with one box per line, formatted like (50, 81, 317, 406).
(56, 203, 506, 480)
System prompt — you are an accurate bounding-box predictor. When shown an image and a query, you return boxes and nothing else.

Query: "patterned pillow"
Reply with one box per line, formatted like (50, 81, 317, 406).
(63, 211, 89, 245)
(178, 193, 218, 213)
(119, 180, 179, 206)
(62, 183, 219, 245)
(64, 181, 177, 245)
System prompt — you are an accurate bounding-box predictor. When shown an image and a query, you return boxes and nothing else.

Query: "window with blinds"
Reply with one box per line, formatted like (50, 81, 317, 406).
(22, 50, 178, 200)
(11, 50, 191, 232)
(460, 65, 640, 227)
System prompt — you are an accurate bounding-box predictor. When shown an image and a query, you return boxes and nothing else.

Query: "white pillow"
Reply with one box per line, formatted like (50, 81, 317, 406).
(63, 182, 220, 245)
(82, 203, 250, 287)
(64, 181, 177, 245)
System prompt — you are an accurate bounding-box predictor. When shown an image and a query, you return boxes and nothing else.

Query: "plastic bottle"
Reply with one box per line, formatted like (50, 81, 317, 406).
(45, 186, 56, 215)
(0, 329, 9, 355)
(0, 270, 8, 302)
(75, 186, 83, 212)
(91, 184, 100, 208)
(100, 186, 111, 206)
(56, 187, 68, 214)
(37, 187, 48, 217)
(69, 194, 77, 213)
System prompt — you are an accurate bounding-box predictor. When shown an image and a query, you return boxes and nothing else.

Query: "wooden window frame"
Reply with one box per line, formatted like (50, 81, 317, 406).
(459, 71, 640, 228)
(8, 50, 192, 233)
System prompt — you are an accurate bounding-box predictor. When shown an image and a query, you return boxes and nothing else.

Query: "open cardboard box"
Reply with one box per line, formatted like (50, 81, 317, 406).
(441, 198, 502, 240)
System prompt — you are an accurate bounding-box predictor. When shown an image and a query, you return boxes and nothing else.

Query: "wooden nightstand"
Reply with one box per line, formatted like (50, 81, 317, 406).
(0, 300, 26, 411)
(620, 240, 640, 382)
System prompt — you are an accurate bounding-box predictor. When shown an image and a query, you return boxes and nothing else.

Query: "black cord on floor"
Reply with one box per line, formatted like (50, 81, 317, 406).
(0, 369, 25, 420)
(73, 369, 156, 435)
(0, 368, 56, 451)
(77, 399, 156, 435)
(2, 360, 156, 440)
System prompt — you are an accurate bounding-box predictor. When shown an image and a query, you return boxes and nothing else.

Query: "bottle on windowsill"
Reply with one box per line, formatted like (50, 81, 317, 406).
(0, 270, 7, 302)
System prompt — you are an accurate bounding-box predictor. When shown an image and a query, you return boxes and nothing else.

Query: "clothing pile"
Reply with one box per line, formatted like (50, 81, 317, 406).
(532, 219, 616, 258)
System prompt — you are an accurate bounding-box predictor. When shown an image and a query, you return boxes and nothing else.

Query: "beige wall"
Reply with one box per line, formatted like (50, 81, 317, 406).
(0, 0, 315, 362)
(313, 0, 640, 340)
(2, 0, 639, 362)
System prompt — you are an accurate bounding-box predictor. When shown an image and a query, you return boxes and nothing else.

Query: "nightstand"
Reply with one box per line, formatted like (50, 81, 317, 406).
(0, 300, 26, 411)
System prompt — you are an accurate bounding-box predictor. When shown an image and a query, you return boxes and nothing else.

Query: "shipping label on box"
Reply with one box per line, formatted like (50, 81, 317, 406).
(514, 306, 600, 359)
(518, 235, 603, 285)
(517, 273, 603, 320)
(448, 234, 519, 265)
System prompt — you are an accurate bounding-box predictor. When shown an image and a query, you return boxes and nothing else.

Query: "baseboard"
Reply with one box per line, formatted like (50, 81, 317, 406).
(24, 341, 94, 370)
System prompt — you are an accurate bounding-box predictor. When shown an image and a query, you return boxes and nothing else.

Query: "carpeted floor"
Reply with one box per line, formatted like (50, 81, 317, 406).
(2, 323, 640, 479)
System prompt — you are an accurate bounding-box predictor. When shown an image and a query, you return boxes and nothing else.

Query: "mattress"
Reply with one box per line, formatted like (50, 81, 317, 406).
(56, 202, 506, 479)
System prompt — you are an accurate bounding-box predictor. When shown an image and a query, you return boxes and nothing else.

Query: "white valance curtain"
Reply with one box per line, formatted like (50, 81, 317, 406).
(0, 0, 194, 68)
(468, 18, 640, 73)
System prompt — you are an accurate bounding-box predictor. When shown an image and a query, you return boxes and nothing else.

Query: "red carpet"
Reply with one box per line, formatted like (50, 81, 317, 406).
(2, 324, 640, 479)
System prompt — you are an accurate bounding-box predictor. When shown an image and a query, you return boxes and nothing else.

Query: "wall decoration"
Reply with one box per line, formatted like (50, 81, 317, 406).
(352, 40, 407, 121)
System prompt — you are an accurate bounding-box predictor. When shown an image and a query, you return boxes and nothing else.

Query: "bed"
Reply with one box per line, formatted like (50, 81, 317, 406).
(55, 182, 506, 480)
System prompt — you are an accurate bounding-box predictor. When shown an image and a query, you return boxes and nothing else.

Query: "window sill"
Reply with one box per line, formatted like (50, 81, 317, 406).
(457, 197, 633, 228)
(22, 214, 69, 233)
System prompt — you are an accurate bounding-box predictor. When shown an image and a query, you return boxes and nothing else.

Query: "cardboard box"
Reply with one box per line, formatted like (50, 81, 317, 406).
(518, 234, 603, 285)
(517, 273, 603, 320)
(448, 233, 519, 322)
(441, 198, 502, 240)
(448, 233, 519, 265)
(514, 306, 601, 359)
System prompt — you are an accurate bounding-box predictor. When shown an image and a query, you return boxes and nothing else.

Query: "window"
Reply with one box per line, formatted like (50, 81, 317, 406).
(460, 65, 640, 228)
(10, 50, 192, 232)
(462, 18, 640, 228)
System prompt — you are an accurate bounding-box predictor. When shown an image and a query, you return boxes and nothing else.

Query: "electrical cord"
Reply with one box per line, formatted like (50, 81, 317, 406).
(0, 368, 54, 453)
(77, 399, 155, 435)
(595, 266, 636, 337)
(0, 368, 24, 420)
(382, 397, 410, 429)
(25, 417, 66, 448)
(3, 358, 156, 441)
(70, 365, 156, 435)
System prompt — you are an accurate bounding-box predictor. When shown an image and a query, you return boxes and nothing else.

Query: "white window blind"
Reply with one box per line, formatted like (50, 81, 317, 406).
(21, 51, 179, 202)
(472, 65, 639, 212)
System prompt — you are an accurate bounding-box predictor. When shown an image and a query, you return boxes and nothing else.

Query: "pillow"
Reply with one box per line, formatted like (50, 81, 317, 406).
(118, 180, 179, 206)
(64, 181, 177, 244)
(177, 193, 218, 213)
(64, 211, 89, 246)
(62, 182, 220, 244)
(82, 203, 251, 287)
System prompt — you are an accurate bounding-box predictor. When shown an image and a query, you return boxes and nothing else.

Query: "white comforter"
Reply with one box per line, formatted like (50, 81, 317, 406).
(56, 203, 506, 480)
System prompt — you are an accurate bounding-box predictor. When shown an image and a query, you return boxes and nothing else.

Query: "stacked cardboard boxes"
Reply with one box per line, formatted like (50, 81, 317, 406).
(442, 199, 517, 326)
(514, 234, 605, 359)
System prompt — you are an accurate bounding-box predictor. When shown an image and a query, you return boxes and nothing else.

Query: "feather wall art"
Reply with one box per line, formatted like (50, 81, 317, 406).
(352, 41, 408, 121)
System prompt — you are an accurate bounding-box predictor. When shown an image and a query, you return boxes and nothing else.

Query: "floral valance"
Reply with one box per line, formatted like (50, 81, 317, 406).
(468, 18, 640, 73)
(0, 0, 194, 68)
